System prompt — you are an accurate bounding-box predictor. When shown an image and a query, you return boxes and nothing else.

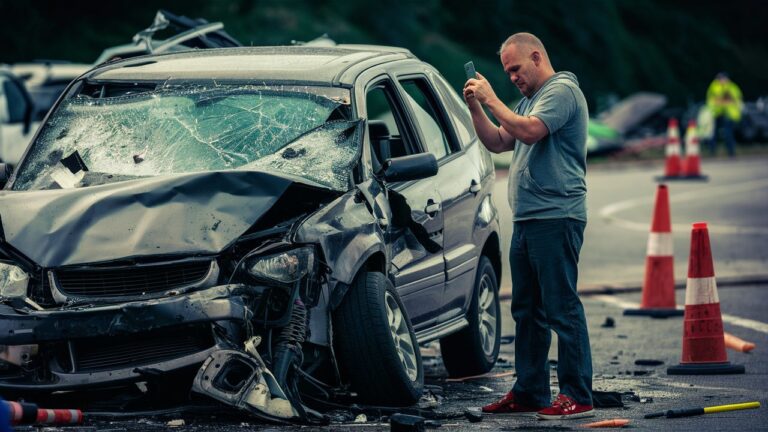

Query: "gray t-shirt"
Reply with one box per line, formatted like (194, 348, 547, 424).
(507, 71, 588, 222)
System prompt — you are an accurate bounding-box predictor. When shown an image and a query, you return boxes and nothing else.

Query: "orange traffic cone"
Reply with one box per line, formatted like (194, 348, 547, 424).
(625, 185, 683, 318)
(661, 118, 682, 179)
(682, 120, 708, 180)
(668, 222, 745, 375)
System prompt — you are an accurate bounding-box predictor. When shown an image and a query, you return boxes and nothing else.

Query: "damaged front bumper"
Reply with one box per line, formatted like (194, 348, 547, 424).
(0, 284, 254, 391)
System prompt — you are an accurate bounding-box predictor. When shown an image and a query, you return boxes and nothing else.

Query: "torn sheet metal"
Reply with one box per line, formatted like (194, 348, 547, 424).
(192, 339, 299, 423)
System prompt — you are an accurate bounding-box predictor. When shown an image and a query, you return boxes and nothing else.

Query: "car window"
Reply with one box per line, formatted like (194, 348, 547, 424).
(398, 78, 455, 160)
(431, 73, 476, 147)
(365, 80, 420, 172)
(12, 85, 358, 191)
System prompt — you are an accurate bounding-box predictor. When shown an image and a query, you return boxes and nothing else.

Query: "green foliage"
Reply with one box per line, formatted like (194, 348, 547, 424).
(1, 0, 765, 110)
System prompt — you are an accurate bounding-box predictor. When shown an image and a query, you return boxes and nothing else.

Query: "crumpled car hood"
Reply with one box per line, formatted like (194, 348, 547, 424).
(0, 170, 325, 268)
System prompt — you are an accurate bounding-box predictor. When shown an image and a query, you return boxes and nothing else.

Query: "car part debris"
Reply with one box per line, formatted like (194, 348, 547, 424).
(391, 413, 426, 431)
(645, 401, 760, 419)
(463, 409, 482, 423)
(192, 339, 300, 423)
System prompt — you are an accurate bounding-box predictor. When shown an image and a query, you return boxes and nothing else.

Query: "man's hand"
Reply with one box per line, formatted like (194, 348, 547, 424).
(463, 72, 500, 107)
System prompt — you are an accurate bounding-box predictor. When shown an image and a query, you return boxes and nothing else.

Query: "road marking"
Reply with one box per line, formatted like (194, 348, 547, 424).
(599, 177, 768, 235)
(591, 295, 768, 334)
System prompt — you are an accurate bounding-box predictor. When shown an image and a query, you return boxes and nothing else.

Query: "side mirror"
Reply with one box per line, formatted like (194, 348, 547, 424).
(0, 163, 12, 189)
(380, 153, 438, 183)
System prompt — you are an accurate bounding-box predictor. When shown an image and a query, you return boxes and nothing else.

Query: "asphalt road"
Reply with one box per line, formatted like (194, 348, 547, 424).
(492, 154, 768, 294)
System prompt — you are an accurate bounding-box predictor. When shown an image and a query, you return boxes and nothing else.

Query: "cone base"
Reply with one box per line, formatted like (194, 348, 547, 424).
(654, 175, 709, 182)
(667, 362, 745, 375)
(624, 308, 684, 318)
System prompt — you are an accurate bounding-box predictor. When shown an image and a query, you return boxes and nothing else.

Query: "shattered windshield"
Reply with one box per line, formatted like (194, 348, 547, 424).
(12, 85, 359, 191)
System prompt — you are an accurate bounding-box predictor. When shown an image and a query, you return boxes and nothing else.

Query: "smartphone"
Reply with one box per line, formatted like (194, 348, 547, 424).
(464, 61, 477, 80)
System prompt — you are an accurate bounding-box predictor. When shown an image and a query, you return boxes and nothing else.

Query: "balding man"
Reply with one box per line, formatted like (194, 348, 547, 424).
(464, 33, 593, 420)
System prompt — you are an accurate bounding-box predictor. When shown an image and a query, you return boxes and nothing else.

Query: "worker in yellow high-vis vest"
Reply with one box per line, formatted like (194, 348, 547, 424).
(706, 72, 743, 157)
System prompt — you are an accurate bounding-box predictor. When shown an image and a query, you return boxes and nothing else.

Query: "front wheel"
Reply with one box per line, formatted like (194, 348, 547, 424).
(333, 271, 423, 406)
(439, 256, 500, 377)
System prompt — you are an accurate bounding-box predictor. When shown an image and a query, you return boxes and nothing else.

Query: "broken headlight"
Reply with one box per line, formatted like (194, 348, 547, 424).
(0, 262, 29, 301)
(247, 247, 314, 284)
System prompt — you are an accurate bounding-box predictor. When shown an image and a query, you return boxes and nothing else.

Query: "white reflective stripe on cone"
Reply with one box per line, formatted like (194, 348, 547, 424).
(666, 143, 681, 156)
(646, 232, 673, 256)
(688, 142, 700, 156)
(70, 410, 81, 423)
(685, 277, 720, 305)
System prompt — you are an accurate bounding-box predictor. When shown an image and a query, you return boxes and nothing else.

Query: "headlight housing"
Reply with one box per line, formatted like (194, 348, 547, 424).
(246, 247, 315, 284)
(0, 262, 29, 300)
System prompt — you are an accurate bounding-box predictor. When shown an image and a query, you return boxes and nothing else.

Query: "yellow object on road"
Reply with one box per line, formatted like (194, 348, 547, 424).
(703, 401, 761, 414)
(645, 401, 761, 418)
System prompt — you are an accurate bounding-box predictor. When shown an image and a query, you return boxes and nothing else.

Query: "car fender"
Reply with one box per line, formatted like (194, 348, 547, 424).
(294, 182, 389, 309)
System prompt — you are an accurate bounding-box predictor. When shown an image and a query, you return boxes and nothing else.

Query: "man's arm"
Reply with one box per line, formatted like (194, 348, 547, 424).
(464, 95, 516, 153)
(464, 73, 549, 145)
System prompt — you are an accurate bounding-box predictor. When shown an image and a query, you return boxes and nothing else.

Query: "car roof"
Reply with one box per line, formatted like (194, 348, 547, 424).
(87, 45, 415, 86)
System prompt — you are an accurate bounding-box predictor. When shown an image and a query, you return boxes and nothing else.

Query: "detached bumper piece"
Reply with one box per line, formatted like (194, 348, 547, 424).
(192, 337, 326, 425)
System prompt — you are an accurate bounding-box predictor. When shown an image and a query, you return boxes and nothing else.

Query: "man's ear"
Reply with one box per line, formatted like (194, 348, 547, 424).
(531, 51, 541, 66)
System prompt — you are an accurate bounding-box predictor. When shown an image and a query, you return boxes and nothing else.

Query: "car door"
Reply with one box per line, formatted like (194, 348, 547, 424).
(0, 72, 36, 166)
(393, 71, 483, 324)
(361, 74, 446, 332)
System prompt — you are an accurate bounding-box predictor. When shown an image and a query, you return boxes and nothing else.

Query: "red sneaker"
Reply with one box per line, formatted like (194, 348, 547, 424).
(482, 391, 541, 414)
(536, 394, 594, 420)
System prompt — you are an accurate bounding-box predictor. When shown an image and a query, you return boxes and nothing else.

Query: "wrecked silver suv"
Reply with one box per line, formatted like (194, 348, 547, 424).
(0, 46, 502, 423)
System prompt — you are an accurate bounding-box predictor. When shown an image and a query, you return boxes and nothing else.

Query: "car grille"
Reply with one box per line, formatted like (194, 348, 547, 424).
(54, 260, 214, 297)
(71, 325, 215, 372)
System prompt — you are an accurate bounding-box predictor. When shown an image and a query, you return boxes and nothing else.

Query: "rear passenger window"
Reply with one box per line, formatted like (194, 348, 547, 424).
(399, 78, 456, 160)
(431, 74, 476, 147)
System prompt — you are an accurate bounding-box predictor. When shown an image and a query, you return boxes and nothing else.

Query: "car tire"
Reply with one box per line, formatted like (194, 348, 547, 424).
(333, 271, 423, 406)
(439, 256, 500, 377)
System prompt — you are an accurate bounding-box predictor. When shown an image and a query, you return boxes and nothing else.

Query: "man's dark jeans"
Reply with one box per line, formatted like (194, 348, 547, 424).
(509, 218, 592, 407)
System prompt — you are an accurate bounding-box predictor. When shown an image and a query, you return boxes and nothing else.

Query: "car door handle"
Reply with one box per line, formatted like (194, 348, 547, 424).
(469, 180, 481, 194)
(425, 200, 441, 216)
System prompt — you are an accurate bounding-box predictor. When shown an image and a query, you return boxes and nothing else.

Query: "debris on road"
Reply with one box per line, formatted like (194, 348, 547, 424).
(601, 317, 616, 328)
(4, 400, 83, 426)
(645, 401, 761, 419)
(724, 332, 756, 353)
(463, 409, 483, 423)
(444, 370, 515, 382)
(581, 418, 630, 428)
(634, 359, 664, 366)
(390, 413, 426, 431)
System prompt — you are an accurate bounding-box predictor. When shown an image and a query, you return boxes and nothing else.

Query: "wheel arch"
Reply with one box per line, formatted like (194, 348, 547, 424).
(481, 231, 502, 290)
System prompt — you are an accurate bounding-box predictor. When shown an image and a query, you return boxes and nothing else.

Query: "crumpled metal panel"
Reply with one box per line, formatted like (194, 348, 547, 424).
(295, 179, 387, 294)
(0, 170, 297, 267)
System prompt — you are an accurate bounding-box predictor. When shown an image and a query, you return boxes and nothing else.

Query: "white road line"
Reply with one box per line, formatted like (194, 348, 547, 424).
(591, 294, 768, 334)
(599, 177, 768, 235)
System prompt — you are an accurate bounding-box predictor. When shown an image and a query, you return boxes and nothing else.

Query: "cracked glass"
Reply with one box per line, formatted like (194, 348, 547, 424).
(13, 85, 358, 191)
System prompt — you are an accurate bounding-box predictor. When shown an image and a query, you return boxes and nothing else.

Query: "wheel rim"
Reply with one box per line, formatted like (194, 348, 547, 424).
(385, 291, 419, 381)
(477, 274, 498, 357)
